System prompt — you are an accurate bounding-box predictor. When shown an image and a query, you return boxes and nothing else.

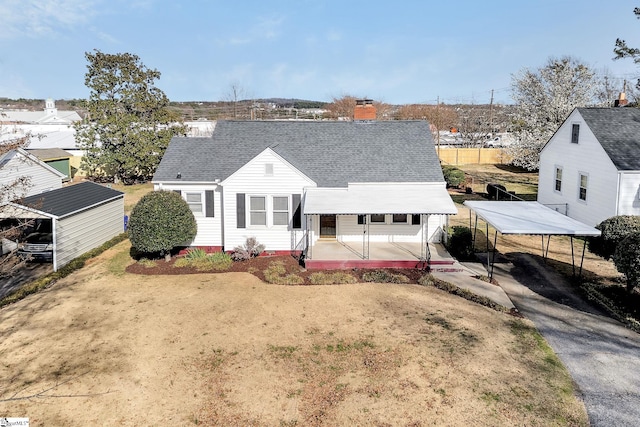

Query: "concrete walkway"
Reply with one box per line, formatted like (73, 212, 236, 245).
(431, 261, 515, 310)
(487, 254, 640, 427)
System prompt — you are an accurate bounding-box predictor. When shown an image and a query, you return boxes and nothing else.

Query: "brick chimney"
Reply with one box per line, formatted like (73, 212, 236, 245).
(615, 81, 629, 107)
(354, 99, 376, 120)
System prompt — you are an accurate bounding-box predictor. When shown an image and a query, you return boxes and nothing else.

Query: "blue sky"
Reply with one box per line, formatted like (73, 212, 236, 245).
(0, 0, 638, 105)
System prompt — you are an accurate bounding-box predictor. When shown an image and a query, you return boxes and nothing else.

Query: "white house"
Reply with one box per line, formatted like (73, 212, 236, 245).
(538, 107, 640, 226)
(0, 148, 66, 202)
(153, 113, 457, 269)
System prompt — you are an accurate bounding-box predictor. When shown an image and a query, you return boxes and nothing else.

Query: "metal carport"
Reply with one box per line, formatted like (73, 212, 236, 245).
(463, 201, 601, 280)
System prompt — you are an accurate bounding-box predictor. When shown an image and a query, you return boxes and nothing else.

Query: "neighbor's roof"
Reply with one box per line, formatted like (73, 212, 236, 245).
(464, 201, 601, 236)
(16, 181, 123, 219)
(304, 183, 457, 215)
(153, 120, 444, 187)
(27, 148, 73, 160)
(578, 107, 640, 171)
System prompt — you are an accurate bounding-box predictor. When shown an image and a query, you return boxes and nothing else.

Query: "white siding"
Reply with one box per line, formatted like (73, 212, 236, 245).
(307, 214, 447, 244)
(222, 148, 316, 251)
(55, 197, 124, 269)
(617, 172, 640, 216)
(153, 184, 223, 247)
(538, 110, 619, 226)
(0, 151, 62, 201)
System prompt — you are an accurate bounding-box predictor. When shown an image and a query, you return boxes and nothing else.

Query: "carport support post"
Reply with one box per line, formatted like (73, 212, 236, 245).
(52, 217, 58, 272)
(489, 229, 498, 280)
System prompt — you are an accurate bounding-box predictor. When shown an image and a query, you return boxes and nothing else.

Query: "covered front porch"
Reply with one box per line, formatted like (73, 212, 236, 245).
(304, 240, 455, 269)
(302, 183, 458, 270)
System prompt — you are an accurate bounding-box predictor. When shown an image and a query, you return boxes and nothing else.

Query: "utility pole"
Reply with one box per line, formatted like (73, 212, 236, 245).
(436, 96, 440, 155)
(489, 89, 494, 136)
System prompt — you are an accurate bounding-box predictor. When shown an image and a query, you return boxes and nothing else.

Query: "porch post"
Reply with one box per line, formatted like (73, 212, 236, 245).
(307, 215, 312, 260)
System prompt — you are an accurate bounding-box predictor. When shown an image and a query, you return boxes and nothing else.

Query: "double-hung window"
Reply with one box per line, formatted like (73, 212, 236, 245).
(579, 174, 588, 201)
(272, 196, 289, 226)
(370, 214, 385, 223)
(185, 192, 203, 214)
(250, 196, 267, 225)
(392, 214, 408, 223)
(554, 167, 562, 192)
(571, 124, 580, 144)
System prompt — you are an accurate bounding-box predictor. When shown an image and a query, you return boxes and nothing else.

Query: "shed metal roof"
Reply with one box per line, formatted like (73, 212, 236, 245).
(16, 181, 123, 219)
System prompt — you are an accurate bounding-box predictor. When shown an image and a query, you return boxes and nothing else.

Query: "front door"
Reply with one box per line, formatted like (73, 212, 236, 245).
(319, 215, 337, 238)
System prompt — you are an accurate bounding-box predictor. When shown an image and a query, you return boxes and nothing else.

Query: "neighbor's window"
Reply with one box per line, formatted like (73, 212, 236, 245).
(579, 174, 588, 201)
(392, 214, 408, 223)
(370, 214, 385, 223)
(555, 167, 562, 192)
(185, 192, 203, 214)
(250, 196, 267, 225)
(571, 124, 580, 144)
(272, 196, 289, 226)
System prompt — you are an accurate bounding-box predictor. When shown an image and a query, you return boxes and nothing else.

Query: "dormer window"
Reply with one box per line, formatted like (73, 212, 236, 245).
(571, 124, 580, 144)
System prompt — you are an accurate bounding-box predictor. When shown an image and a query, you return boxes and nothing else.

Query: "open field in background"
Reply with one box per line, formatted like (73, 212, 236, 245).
(453, 164, 539, 201)
(0, 241, 588, 426)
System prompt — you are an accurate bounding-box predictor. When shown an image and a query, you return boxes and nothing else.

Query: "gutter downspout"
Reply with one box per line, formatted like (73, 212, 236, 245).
(615, 171, 622, 216)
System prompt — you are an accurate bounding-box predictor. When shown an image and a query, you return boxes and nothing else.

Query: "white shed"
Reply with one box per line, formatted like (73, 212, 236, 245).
(0, 181, 124, 271)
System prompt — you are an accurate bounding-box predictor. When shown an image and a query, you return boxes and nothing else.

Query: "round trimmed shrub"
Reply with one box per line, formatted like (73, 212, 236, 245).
(446, 226, 475, 261)
(442, 166, 465, 188)
(612, 232, 640, 292)
(128, 191, 197, 260)
(588, 215, 640, 260)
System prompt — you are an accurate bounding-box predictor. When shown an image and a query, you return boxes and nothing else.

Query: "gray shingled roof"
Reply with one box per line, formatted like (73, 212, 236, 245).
(19, 181, 123, 218)
(578, 107, 640, 171)
(153, 120, 444, 187)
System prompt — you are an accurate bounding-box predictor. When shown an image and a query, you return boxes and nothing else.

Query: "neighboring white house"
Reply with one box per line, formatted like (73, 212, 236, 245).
(0, 148, 66, 202)
(152, 114, 457, 268)
(538, 107, 640, 226)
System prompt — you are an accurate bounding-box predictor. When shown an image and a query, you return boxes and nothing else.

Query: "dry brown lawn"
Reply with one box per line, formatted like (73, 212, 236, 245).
(0, 241, 588, 426)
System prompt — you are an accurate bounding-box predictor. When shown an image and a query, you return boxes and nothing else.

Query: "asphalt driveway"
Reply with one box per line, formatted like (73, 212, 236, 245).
(488, 253, 640, 427)
(0, 262, 52, 300)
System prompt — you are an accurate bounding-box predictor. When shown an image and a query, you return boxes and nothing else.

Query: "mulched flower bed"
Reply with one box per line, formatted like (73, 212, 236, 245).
(125, 254, 427, 285)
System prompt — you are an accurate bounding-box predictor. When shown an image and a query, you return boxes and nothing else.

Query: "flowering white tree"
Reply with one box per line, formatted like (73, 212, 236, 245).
(507, 56, 600, 170)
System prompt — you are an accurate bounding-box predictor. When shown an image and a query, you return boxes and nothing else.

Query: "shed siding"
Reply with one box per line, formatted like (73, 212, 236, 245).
(538, 110, 619, 226)
(222, 149, 316, 251)
(55, 197, 124, 268)
(0, 153, 62, 199)
(152, 184, 223, 247)
(617, 172, 640, 216)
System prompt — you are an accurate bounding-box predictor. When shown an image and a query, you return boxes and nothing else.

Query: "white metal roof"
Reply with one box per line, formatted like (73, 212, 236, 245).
(304, 183, 458, 215)
(464, 201, 601, 236)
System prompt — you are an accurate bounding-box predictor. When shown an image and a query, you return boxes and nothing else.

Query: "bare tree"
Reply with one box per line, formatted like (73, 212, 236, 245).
(395, 103, 458, 142)
(225, 82, 248, 119)
(324, 95, 358, 120)
(0, 115, 32, 276)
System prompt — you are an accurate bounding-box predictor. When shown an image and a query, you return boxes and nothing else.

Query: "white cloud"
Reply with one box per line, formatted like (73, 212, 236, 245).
(0, 0, 100, 39)
(216, 14, 285, 47)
